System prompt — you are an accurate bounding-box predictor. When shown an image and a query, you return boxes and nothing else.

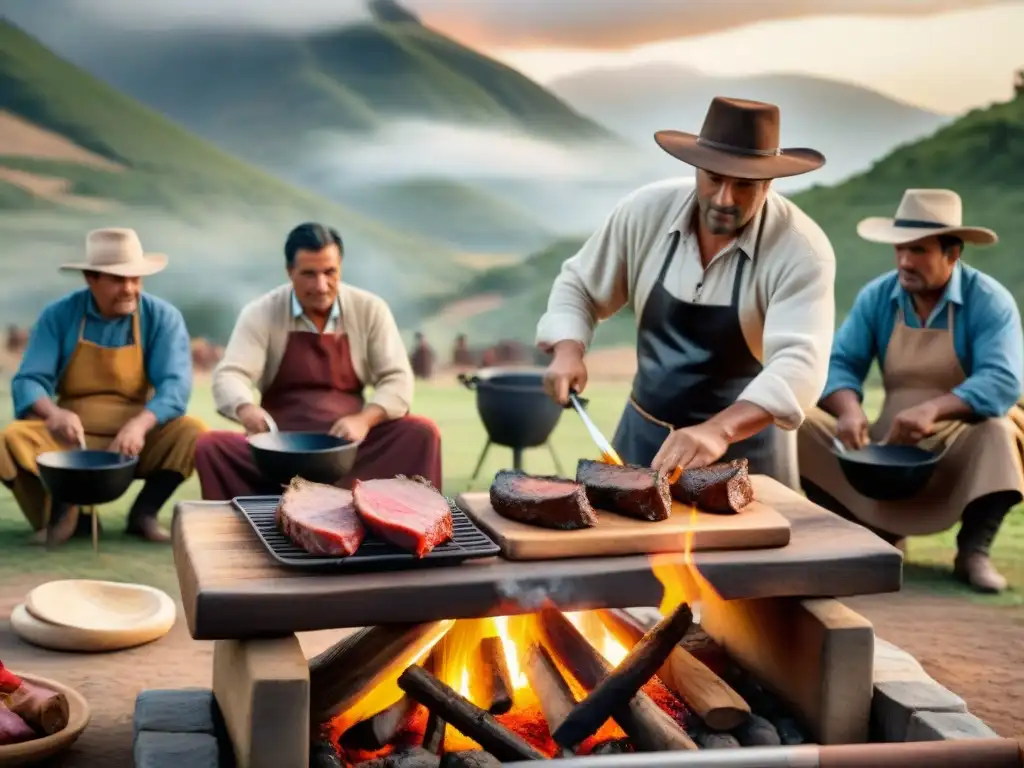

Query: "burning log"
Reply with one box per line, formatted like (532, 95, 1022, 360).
(472, 637, 514, 716)
(550, 603, 694, 749)
(522, 644, 577, 758)
(342, 696, 420, 751)
(397, 664, 546, 762)
(439, 751, 502, 768)
(309, 621, 454, 722)
(596, 608, 750, 731)
(535, 607, 697, 753)
(589, 739, 631, 755)
(422, 710, 446, 754)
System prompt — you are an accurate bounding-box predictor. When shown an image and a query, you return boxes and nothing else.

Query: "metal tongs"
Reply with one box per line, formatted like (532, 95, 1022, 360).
(567, 390, 681, 481)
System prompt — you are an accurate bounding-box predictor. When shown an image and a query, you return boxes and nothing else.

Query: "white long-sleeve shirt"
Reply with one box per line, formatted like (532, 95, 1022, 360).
(535, 178, 836, 430)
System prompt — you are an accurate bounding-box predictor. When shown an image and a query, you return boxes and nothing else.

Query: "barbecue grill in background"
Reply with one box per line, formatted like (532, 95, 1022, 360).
(458, 367, 570, 486)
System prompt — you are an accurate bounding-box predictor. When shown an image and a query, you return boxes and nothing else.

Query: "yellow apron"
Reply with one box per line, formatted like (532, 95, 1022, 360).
(0, 311, 202, 529)
(798, 305, 1024, 537)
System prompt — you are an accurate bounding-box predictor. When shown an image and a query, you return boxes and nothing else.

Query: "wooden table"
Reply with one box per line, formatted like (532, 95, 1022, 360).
(172, 475, 902, 640)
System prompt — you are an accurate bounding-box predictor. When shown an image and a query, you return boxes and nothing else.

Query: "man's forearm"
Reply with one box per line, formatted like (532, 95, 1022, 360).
(706, 401, 775, 444)
(819, 388, 863, 420)
(134, 408, 159, 433)
(360, 404, 388, 428)
(924, 392, 973, 421)
(30, 396, 60, 420)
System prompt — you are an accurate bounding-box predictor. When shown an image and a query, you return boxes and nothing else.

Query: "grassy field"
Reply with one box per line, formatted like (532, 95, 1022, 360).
(0, 377, 1020, 603)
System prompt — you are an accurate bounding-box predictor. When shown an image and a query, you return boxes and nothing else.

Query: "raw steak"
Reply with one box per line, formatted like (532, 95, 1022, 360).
(489, 470, 598, 530)
(276, 477, 365, 556)
(672, 459, 754, 513)
(352, 476, 453, 557)
(576, 459, 672, 522)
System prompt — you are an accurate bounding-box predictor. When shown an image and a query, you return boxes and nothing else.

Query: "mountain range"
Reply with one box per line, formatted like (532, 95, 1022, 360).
(548, 63, 953, 187)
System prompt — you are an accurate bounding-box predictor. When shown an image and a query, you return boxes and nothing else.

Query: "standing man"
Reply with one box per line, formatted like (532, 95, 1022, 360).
(0, 228, 206, 544)
(194, 223, 442, 497)
(798, 189, 1024, 593)
(539, 97, 836, 486)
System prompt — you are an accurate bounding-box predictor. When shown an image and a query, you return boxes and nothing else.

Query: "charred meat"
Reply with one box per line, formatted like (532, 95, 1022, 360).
(489, 470, 598, 530)
(672, 459, 754, 513)
(576, 459, 672, 522)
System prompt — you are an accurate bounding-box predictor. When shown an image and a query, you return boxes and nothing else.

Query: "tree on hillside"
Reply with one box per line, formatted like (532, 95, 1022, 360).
(1014, 68, 1024, 98)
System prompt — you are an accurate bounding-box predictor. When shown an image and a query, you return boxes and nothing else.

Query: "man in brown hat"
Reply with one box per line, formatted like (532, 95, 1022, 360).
(538, 97, 835, 488)
(798, 189, 1024, 593)
(0, 228, 208, 545)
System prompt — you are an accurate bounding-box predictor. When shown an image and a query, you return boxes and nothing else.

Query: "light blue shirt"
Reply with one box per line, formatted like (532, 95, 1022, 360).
(11, 288, 193, 424)
(290, 291, 341, 334)
(822, 263, 1024, 418)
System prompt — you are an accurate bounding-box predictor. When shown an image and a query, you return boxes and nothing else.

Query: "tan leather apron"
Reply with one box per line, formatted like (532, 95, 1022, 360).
(799, 304, 1024, 536)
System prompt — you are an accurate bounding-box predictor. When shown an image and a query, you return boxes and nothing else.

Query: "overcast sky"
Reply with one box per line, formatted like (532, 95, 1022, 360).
(20, 0, 1024, 113)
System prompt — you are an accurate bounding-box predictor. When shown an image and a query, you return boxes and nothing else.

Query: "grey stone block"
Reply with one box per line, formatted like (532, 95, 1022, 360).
(871, 679, 967, 742)
(133, 689, 217, 743)
(134, 731, 219, 768)
(905, 711, 999, 742)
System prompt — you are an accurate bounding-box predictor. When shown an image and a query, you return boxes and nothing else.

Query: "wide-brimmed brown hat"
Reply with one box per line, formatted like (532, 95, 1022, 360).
(654, 96, 825, 180)
(856, 189, 998, 246)
(59, 228, 167, 277)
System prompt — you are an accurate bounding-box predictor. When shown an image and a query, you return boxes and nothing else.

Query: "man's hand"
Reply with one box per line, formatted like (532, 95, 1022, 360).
(543, 341, 588, 405)
(835, 408, 870, 450)
(109, 413, 153, 458)
(237, 404, 272, 435)
(329, 413, 371, 443)
(883, 402, 939, 446)
(44, 408, 85, 448)
(651, 422, 730, 478)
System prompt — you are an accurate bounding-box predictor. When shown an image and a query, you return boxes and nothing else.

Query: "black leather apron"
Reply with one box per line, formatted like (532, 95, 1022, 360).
(610, 212, 793, 486)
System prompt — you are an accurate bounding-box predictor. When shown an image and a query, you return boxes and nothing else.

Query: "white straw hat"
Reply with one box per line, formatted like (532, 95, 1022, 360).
(60, 228, 168, 277)
(856, 189, 997, 246)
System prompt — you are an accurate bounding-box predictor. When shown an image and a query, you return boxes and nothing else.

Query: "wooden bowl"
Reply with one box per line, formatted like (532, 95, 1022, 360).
(0, 673, 90, 767)
(11, 580, 176, 653)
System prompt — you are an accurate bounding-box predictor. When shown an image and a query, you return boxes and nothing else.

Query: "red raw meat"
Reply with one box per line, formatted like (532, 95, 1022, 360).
(352, 476, 453, 557)
(276, 477, 365, 556)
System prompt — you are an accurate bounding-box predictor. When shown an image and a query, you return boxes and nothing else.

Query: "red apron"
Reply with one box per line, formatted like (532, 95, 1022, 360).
(195, 331, 442, 498)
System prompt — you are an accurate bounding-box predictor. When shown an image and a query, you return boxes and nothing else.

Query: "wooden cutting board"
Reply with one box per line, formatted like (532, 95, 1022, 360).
(457, 491, 792, 561)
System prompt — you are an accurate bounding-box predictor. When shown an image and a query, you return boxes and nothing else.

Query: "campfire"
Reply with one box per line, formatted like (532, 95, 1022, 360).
(311, 549, 788, 768)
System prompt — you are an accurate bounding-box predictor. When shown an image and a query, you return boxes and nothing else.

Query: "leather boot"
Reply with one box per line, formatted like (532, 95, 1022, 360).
(954, 491, 1015, 594)
(953, 551, 1007, 593)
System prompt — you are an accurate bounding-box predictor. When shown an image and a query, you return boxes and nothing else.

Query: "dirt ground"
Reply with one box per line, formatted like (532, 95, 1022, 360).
(0, 578, 1021, 767)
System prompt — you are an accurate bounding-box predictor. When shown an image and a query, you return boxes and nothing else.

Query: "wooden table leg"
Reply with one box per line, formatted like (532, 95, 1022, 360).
(212, 635, 310, 768)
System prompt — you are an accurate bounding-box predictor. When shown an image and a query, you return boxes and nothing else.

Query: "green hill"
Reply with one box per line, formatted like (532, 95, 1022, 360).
(0, 20, 468, 337)
(333, 177, 553, 254)
(423, 88, 1024, 349)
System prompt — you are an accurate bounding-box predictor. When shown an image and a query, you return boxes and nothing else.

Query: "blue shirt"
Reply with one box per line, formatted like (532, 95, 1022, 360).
(11, 288, 193, 425)
(822, 263, 1024, 418)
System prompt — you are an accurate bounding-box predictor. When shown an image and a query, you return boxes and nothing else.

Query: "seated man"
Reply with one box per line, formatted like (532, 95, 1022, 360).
(195, 223, 442, 498)
(798, 189, 1024, 593)
(0, 228, 207, 545)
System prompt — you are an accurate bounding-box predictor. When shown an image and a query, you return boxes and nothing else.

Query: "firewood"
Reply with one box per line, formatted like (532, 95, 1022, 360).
(550, 603, 693, 749)
(472, 637, 514, 715)
(341, 695, 420, 751)
(397, 665, 546, 762)
(596, 608, 750, 731)
(422, 710, 446, 754)
(535, 607, 697, 753)
(309, 621, 454, 722)
(353, 747, 441, 768)
(439, 751, 502, 768)
(522, 644, 576, 758)
(589, 739, 631, 755)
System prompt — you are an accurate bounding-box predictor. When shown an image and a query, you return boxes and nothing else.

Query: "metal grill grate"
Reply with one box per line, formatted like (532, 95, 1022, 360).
(232, 494, 501, 571)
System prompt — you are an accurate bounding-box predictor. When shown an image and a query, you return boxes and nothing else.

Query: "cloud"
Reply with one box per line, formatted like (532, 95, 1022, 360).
(53, 0, 1012, 45)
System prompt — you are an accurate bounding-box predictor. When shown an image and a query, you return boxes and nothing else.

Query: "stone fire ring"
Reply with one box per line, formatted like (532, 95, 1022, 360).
(0, 672, 91, 767)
